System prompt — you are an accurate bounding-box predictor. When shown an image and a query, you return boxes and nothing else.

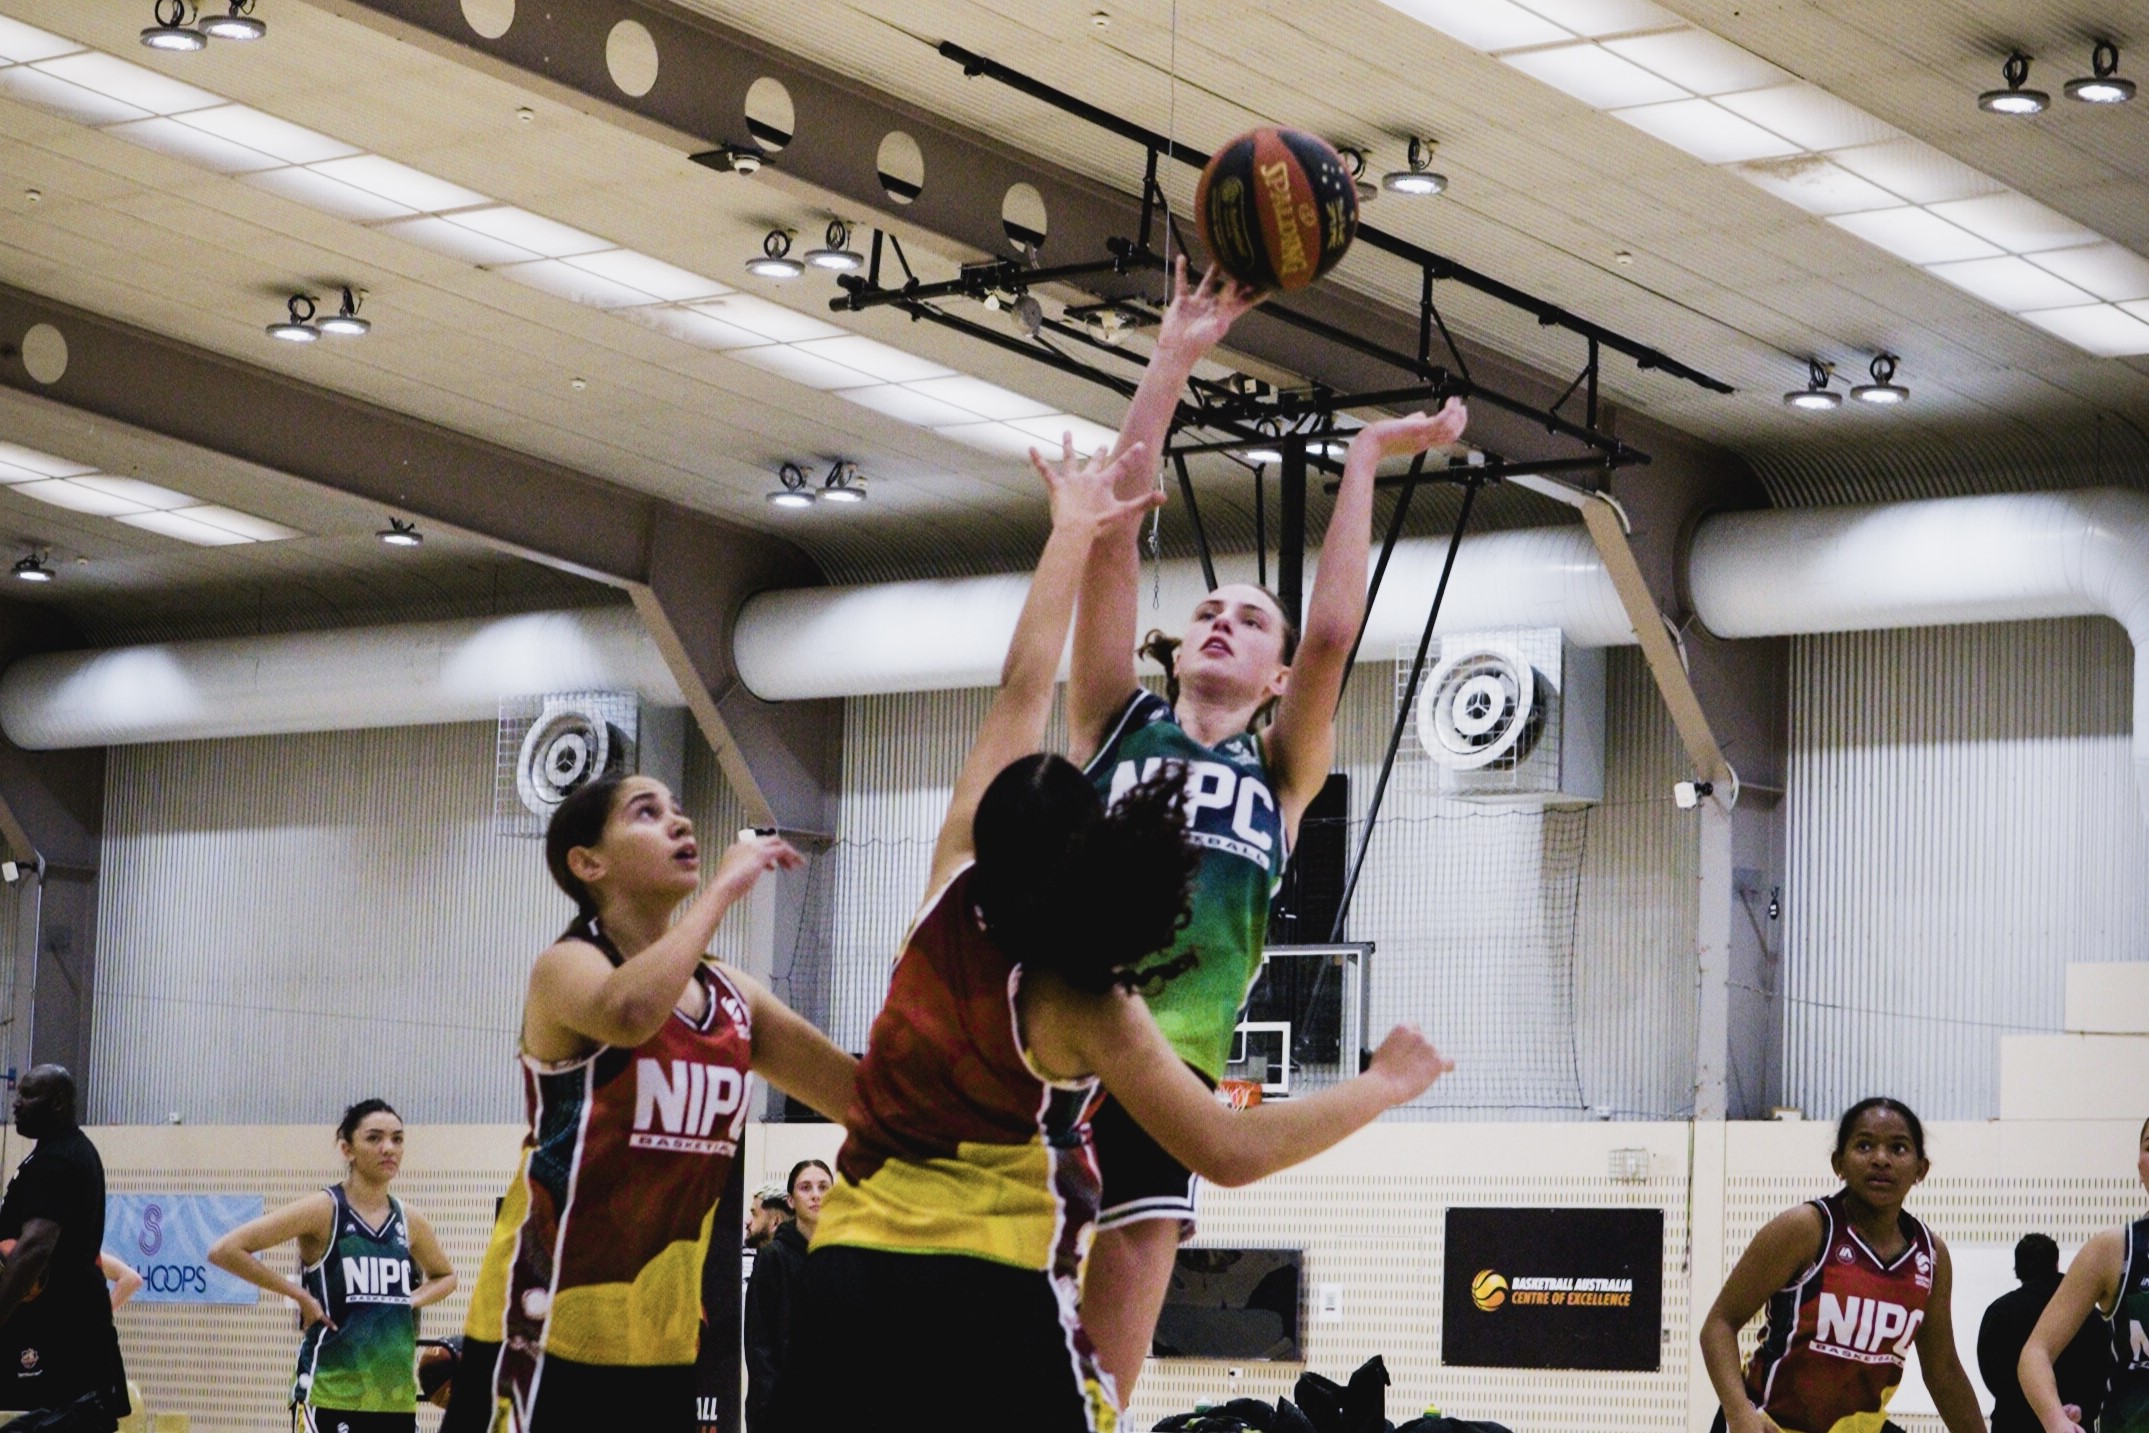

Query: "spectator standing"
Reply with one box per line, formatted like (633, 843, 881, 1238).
(1980, 1234, 2110, 1433)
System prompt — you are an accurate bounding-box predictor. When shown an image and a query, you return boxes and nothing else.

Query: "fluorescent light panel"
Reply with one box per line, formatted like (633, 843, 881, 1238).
(115, 510, 254, 546)
(0, 18, 1119, 464)
(1378, 2, 2149, 357)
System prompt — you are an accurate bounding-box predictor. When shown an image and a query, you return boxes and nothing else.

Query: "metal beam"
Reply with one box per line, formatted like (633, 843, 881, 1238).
(0, 283, 838, 833)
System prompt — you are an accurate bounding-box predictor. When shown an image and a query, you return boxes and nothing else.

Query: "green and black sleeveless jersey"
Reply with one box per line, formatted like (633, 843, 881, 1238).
(2108, 1214, 2149, 1433)
(293, 1185, 418, 1415)
(1085, 690, 1287, 1081)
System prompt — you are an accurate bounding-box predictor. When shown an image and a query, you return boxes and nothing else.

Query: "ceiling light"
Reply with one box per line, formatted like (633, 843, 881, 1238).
(1382, 137, 1448, 196)
(1979, 52, 2050, 115)
(1376, 0, 1567, 53)
(2066, 42, 2134, 104)
(316, 286, 369, 337)
(1503, 42, 1686, 110)
(1240, 445, 1284, 465)
(805, 219, 864, 272)
(1828, 206, 2000, 265)
(11, 551, 54, 584)
(746, 229, 803, 280)
(1782, 358, 1840, 410)
(1602, 28, 1789, 95)
(820, 460, 867, 504)
(766, 461, 816, 508)
(691, 144, 764, 176)
(793, 335, 955, 383)
(1335, 147, 1377, 204)
(140, 0, 206, 52)
(196, 1, 265, 41)
(266, 293, 318, 342)
(1611, 98, 1802, 164)
(377, 517, 422, 547)
(1850, 352, 1909, 405)
(2016, 303, 2149, 357)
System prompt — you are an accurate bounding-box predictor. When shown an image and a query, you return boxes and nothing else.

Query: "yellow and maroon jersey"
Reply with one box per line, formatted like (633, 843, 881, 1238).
(1743, 1190, 1937, 1433)
(466, 935, 751, 1424)
(816, 863, 1102, 1284)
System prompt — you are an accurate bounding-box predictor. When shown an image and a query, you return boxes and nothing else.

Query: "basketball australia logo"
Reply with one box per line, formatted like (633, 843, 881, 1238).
(1472, 1270, 1508, 1311)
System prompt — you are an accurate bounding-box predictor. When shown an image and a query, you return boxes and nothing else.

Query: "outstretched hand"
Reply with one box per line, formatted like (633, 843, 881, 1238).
(1030, 436, 1162, 536)
(1156, 254, 1262, 362)
(1349, 397, 1469, 462)
(1366, 1024, 1454, 1106)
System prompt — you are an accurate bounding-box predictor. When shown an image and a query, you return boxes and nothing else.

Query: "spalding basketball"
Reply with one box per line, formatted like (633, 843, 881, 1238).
(1196, 127, 1359, 292)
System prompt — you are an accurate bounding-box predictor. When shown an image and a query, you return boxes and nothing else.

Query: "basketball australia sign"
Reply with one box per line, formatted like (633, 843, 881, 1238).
(1442, 1207, 1664, 1371)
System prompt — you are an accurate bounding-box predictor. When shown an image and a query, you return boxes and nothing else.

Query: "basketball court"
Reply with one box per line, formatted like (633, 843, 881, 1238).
(0, 2, 2144, 1430)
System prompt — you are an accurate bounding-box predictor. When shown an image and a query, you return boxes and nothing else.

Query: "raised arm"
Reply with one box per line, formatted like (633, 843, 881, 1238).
(2021, 1227, 2121, 1433)
(726, 965, 859, 1123)
(527, 833, 801, 1053)
(1699, 1205, 1825, 1433)
(1267, 402, 1467, 826)
(1916, 1239, 1989, 1433)
(206, 1191, 339, 1330)
(1067, 260, 1259, 762)
(1027, 973, 1448, 1187)
(926, 440, 1159, 892)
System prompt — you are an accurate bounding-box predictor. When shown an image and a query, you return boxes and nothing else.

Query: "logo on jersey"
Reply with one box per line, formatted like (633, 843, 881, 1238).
(1837, 1245, 1855, 1263)
(17, 1347, 35, 1371)
(1815, 1293, 1923, 1363)
(341, 1255, 414, 1305)
(1108, 756, 1277, 869)
(632, 1058, 746, 1155)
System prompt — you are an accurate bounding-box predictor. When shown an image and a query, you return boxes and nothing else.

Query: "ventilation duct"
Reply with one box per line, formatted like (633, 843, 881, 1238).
(0, 606, 683, 749)
(1689, 486, 2149, 820)
(733, 526, 1633, 701)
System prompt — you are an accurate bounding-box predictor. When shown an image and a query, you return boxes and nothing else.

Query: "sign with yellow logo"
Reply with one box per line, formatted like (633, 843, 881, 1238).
(1442, 1208, 1662, 1371)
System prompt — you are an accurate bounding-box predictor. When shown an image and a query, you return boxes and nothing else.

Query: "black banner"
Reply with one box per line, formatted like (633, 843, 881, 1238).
(1441, 1207, 1662, 1371)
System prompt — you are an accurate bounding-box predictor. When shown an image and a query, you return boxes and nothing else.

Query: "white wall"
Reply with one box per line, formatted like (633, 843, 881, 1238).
(87, 720, 746, 1124)
(1784, 617, 2149, 1119)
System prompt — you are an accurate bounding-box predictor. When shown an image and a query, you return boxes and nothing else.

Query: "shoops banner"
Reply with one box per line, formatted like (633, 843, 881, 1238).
(1442, 1207, 1663, 1371)
(104, 1194, 263, 1304)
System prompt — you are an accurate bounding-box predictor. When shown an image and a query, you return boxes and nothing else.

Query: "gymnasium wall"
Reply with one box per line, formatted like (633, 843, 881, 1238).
(1783, 617, 2149, 1120)
(84, 720, 747, 1125)
(807, 650, 1704, 1120)
(69, 1115, 2144, 1433)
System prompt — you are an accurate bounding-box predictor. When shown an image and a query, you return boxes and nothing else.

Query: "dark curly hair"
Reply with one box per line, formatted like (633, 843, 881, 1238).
(970, 754, 1200, 993)
(1141, 584, 1301, 720)
(336, 1098, 400, 1146)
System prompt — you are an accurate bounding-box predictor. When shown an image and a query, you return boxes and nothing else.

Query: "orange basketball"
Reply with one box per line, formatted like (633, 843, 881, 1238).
(1196, 127, 1359, 292)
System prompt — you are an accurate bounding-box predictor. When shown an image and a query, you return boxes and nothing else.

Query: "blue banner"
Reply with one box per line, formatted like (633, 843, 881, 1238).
(104, 1194, 263, 1304)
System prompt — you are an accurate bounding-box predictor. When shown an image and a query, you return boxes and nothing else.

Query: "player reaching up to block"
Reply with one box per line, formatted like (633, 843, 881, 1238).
(1068, 256, 1469, 1401)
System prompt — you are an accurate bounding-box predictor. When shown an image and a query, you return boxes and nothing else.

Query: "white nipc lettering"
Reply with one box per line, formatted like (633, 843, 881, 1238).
(342, 1256, 372, 1295)
(1231, 776, 1275, 851)
(1852, 1295, 1878, 1350)
(1869, 1302, 1908, 1350)
(686, 1061, 706, 1136)
(698, 1068, 744, 1137)
(1816, 1294, 1860, 1347)
(635, 1058, 690, 1132)
(1107, 757, 1169, 806)
(1892, 1308, 1925, 1356)
(1182, 761, 1236, 821)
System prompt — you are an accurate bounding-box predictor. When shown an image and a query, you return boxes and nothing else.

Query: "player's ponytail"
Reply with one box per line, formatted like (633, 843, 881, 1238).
(971, 754, 1198, 994)
(544, 774, 630, 937)
(1139, 630, 1182, 708)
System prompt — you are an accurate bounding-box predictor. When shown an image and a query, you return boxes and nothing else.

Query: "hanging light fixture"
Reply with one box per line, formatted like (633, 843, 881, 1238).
(1850, 352, 1910, 405)
(10, 550, 54, 584)
(820, 460, 868, 504)
(1382, 138, 1448, 196)
(1979, 51, 2050, 114)
(376, 518, 422, 547)
(266, 293, 319, 342)
(1336, 146, 1377, 204)
(745, 229, 803, 280)
(804, 220, 864, 273)
(316, 286, 370, 337)
(1782, 358, 1841, 410)
(196, 0, 265, 41)
(141, 0, 207, 50)
(766, 461, 816, 508)
(2066, 41, 2135, 104)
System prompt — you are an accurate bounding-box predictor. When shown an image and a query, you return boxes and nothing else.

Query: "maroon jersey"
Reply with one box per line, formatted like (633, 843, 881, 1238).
(1743, 1190, 1937, 1433)
(465, 934, 752, 1424)
(816, 864, 1102, 1284)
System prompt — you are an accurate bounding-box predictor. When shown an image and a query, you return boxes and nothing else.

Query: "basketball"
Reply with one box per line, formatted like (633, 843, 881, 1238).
(416, 1337, 461, 1407)
(1195, 127, 1359, 292)
(1471, 1269, 1508, 1311)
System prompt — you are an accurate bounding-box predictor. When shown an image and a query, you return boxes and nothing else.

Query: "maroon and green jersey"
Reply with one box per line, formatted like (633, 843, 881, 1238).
(1742, 1190, 1937, 1433)
(466, 936, 752, 1425)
